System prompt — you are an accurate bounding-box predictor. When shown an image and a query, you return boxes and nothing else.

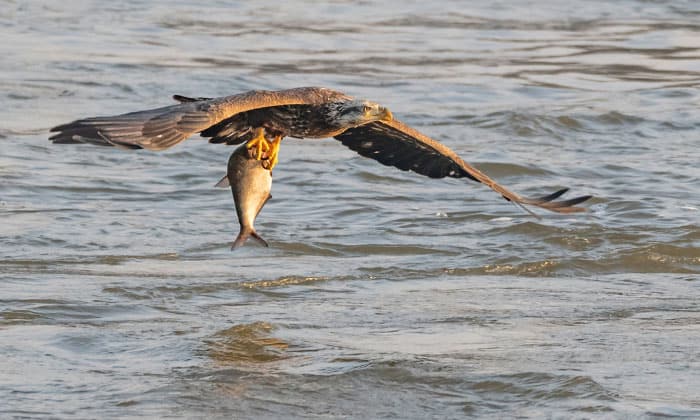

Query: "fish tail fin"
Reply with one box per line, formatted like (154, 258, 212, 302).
(250, 231, 269, 247)
(231, 227, 269, 250)
(214, 175, 230, 188)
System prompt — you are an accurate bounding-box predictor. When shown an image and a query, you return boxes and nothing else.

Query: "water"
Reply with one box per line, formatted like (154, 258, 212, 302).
(1, 0, 699, 418)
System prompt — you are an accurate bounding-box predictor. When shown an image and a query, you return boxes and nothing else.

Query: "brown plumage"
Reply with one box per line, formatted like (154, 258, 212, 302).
(50, 87, 353, 150)
(50, 86, 591, 215)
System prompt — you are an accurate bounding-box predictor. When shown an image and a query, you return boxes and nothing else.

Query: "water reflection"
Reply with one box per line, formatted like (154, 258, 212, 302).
(206, 322, 288, 364)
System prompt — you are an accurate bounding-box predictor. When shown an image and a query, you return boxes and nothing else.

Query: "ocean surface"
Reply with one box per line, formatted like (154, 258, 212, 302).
(1, 1, 699, 418)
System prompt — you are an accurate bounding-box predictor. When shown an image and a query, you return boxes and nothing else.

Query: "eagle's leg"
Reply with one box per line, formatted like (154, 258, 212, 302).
(246, 127, 270, 160)
(264, 135, 282, 171)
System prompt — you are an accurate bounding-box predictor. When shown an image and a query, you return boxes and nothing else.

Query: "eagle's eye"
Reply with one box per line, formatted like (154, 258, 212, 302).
(362, 105, 372, 114)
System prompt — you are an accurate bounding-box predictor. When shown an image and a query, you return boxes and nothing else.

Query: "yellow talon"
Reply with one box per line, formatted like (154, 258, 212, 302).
(246, 128, 282, 171)
(246, 127, 270, 160)
(266, 135, 282, 171)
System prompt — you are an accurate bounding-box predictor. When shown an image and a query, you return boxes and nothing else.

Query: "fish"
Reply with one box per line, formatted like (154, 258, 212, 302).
(215, 144, 273, 249)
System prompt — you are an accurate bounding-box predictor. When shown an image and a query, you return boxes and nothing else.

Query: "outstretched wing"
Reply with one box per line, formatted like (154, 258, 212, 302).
(49, 87, 350, 151)
(334, 120, 591, 214)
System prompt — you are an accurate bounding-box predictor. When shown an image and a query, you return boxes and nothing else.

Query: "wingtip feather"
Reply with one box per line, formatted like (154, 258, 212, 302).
(520, 190, 592, 215)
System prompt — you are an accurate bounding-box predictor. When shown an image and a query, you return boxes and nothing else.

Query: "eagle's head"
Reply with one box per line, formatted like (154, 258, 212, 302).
(329, 99, 393, 129)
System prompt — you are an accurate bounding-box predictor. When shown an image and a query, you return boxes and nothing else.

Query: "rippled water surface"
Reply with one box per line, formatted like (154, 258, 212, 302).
(2, 1, 700, 418)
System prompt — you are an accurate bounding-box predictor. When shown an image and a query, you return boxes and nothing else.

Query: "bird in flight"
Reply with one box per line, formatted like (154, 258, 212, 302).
(50, 86, 591, 217)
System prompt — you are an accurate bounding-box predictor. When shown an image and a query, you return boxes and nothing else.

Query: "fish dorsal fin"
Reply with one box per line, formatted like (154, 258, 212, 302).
(172, 94, 213, 103)
(214, 174, 230, 188)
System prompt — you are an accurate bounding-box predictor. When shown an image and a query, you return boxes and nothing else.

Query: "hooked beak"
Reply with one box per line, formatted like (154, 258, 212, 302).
(378, 106, 393, 122)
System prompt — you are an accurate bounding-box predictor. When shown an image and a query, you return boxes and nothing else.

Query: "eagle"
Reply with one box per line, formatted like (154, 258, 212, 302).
(49, 86, 591, 215)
